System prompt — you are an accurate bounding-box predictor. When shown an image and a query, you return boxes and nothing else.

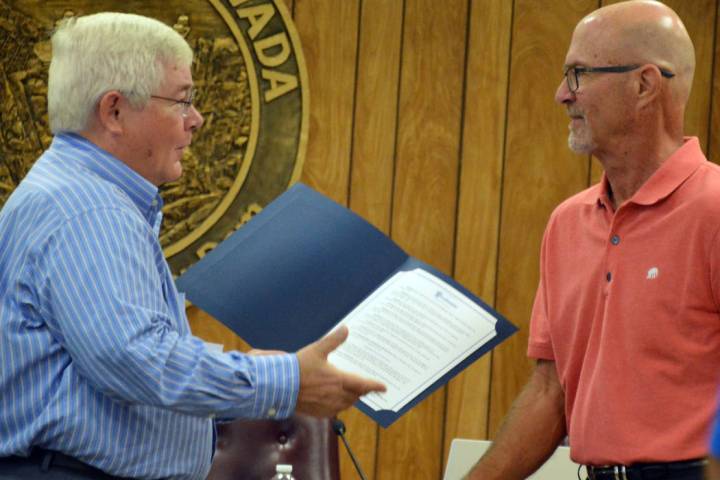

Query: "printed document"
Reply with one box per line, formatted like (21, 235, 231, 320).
(328, 268, 497, 412)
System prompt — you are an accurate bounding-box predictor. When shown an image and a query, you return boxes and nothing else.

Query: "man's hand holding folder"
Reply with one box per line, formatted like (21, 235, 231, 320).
(295, 326, 386, 417)
(249, 325, 386, 417)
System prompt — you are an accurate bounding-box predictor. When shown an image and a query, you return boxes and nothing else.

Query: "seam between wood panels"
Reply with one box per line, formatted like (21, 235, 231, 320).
(442, 0, 474, 471)
(347, 0, 363, 207)
(487, 0, 516, 439)
(373, 0, 406, 478)
(706, 0, 719, 160)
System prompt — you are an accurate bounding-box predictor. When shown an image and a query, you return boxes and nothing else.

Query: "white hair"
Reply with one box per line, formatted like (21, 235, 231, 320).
(48, 12, 193, 133)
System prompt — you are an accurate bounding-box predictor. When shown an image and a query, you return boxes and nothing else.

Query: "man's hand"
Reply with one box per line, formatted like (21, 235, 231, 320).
(295, 326, 386, 417)
(463, 360, 566, 480)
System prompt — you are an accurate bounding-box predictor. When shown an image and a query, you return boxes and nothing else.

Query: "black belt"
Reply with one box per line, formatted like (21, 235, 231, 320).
(586, 458, 707, 480)
(0, 448, 119, 478)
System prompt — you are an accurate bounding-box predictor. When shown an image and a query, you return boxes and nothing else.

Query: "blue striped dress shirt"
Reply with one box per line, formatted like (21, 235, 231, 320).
(0, 133, 299, 479)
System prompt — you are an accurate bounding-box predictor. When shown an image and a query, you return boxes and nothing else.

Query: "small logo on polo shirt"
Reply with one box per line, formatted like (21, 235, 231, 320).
(646, 267, 659, 279)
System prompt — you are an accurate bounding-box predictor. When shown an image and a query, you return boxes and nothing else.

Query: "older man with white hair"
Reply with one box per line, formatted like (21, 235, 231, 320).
(0, 12, 384, 480)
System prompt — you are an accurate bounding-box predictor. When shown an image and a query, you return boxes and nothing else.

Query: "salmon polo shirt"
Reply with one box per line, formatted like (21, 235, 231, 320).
(528, 137, 720, 465)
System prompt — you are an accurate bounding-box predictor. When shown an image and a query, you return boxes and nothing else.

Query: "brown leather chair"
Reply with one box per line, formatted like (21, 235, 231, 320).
(206, 415, 340, 480)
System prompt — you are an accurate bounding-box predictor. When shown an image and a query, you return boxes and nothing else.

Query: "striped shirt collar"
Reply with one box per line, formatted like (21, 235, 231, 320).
(52, 132, 163, 226)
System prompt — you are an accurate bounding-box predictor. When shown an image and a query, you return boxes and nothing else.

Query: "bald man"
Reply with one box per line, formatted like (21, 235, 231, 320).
(465, 2, 717, 479)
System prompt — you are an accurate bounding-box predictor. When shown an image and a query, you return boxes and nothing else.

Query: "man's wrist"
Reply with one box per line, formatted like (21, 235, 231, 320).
(249, 353, 299, 419)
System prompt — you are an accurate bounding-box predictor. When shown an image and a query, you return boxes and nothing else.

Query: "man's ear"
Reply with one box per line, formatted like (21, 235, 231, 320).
(96, 91, 126, 135)
(637, 65, 662, 107)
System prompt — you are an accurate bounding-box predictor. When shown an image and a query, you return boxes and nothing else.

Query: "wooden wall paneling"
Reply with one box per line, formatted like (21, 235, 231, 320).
(590, 158, 603, 185)
(374, 0, 467, 478)
(187, 306, 251, 352)
(294, 0, 360, 204)
(349, 0, 403, 234)
(708, 1, 720, 164)
(345, 0, 404, 478)
(489, 0, 597, 437)
(443, 0, 512, 465)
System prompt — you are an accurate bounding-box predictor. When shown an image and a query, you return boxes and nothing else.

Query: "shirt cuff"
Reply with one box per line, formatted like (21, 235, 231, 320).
(527, 341, 554, 360)
(250, 353, 299, 419)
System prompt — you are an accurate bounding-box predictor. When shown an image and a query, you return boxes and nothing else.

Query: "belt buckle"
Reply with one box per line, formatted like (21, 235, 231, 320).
(613, 465, 628, 480)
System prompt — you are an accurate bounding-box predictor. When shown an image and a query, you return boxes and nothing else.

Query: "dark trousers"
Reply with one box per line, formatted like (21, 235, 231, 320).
(0, 453, 123, 480)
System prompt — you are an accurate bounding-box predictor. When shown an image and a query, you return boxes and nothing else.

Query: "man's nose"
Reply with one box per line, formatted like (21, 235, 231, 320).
(555, 78, 575, 105)
(187, 105, 204, 131)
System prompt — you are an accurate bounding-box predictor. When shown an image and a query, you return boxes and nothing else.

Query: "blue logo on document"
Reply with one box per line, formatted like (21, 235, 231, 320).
(435, 291, 457, 309)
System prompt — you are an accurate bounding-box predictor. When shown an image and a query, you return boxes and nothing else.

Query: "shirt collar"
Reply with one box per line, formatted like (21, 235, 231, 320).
(51, 133, 164, 225)
(592, 137, 704, 209)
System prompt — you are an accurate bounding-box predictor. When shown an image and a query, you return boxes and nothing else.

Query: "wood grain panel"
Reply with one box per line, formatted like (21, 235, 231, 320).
(374, 0, 467, 478)
(443, 0, 512, 465)
(344, 1, 404, 477)
(489, 0, 596, 437)
(709, 1, 720, 164)
(187, 306, 251, 352)
(349, 0, 402, 235)
(294, 0, 360, 205)
(590, 157, 603, 185)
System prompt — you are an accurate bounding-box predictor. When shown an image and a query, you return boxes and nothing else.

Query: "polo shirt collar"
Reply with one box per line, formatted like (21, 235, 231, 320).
(593, 137, 703, 208)
(51, 133, 163, 225)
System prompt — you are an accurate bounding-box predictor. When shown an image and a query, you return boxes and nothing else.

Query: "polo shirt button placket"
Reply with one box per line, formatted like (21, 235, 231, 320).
(606, 234, 620, 284)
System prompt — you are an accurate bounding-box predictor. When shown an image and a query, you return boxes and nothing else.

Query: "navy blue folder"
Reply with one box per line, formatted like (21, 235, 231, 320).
(176, 183, 517, 427)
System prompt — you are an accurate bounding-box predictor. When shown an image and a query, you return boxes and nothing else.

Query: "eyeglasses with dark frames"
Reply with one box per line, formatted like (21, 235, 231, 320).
(149, 87, 196, 117)
(563, 65, 675, 93)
